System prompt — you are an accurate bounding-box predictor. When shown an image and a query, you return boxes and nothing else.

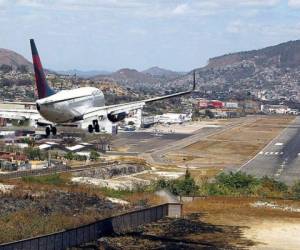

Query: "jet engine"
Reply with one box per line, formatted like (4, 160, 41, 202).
(107, 112, 127, 123)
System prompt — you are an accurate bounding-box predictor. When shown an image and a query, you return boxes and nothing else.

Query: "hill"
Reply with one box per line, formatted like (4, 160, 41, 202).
(0, 48, 32, 71)
(92, 67, 186, 93)
(93, 68, 160, 92)
(56, 69, 111, 78)
(142, 66, 184, 79)
(169, 40, 300, 102)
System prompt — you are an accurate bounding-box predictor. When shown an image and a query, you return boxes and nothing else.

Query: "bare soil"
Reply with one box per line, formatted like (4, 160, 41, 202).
(97, 197, 300, 249)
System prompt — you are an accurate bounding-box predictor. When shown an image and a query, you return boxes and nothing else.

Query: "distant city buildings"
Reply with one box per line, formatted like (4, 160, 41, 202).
(261, 104, 298, 115)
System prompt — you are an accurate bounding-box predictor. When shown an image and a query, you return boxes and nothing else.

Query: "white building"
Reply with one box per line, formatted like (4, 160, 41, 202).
(155, 113, 191, 124)
(261, 104, 291, 114)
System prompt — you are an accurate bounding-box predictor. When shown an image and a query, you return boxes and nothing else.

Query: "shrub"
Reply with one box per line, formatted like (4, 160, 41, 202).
(202, 172, 293, 198)
(90, 150, 100, 161)
(291, 181, 300, 199)
(216, 172, 259, 190)
(156, 169, 199, 197)
(259, 176, 288, 193)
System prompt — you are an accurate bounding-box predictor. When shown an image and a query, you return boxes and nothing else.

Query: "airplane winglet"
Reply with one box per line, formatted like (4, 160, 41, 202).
(192, 70, 196, 91)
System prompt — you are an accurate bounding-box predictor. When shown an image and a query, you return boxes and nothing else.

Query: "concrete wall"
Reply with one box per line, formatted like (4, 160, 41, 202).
(0, 203, 182, 250)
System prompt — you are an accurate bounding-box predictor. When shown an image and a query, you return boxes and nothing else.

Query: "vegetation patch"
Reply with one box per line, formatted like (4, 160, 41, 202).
(156, 170, 300, 200)
(22, 174, 66, 186)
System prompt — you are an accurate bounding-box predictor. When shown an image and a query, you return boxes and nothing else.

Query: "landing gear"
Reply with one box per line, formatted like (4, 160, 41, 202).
(52, 127, 57, 136)
(88, 120, 100, 133)
(45, 126, 57, 137)
(45, 127, 51, 137)
(88, 124, 94, 133)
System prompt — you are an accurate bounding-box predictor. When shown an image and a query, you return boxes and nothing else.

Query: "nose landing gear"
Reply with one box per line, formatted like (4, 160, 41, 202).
(45, 126, 57, 137)
(88, 120, 100, 133)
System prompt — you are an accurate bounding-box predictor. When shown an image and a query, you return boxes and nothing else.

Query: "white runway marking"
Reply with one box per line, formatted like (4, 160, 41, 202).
(275, 142, 283, 146)
(260, 151, 284, 156)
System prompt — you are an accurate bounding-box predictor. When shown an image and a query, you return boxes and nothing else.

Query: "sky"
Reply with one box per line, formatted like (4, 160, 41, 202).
(0, 0, 300, 72)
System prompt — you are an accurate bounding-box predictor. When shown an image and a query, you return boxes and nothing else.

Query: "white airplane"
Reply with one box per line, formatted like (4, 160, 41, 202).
(0, 39, 195, 136)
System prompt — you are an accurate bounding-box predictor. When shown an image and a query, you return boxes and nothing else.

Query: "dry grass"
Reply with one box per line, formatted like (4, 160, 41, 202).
(124, 192, 164, 206)
(184, 196, 300, 226)
(166, 116, 295, 168)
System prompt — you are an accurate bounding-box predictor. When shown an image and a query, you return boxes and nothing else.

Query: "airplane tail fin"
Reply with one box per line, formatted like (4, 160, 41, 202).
(30, 39, 55, 99)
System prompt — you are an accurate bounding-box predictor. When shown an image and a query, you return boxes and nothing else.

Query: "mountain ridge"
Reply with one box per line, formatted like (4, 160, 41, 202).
(0, 48, 32, 71)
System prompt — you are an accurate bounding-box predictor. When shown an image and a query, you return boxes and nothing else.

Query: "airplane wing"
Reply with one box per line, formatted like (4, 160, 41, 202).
(0, 108, 55, 126)
(0, 101, 36, 106)
(84, 71, 196, 120)
(83, 84, 195, 120)
(0, 109, 40, 120)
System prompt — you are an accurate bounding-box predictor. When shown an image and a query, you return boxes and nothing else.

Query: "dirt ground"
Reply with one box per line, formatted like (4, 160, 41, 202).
(184, 197, 300, 250)
(99, 197, 300, 249)
(244, 220, 300, 250)
(166, 116, 294, 169)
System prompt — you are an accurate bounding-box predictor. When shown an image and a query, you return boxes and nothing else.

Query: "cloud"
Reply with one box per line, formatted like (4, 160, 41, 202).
(226, 19, 300, 39)
(288, 0, 300, 8)
(226, 20, 243, 34)
(172, 4, 189, 15)
(238, 0, 280, 7)
(8, 0, 282, 17)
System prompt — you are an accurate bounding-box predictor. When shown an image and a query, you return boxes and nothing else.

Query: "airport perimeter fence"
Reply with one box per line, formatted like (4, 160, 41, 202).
(0, 203, 182, 250)
(0, 161, 114, 180)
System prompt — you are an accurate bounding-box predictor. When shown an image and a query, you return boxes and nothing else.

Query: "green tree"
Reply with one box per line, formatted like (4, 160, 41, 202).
(22, 138, 35, 147)
(24, 147, 44, 160)
(216, 171, 259, 190)
(65, 152, 74, 160)
(176, 169, 199, 196)
(157, 169, 199, 197)
(90, 150, 99, 161)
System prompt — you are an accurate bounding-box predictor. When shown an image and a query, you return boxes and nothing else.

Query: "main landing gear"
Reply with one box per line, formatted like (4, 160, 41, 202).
(88, 120, 100, 133)
(45, 126, 57, 137)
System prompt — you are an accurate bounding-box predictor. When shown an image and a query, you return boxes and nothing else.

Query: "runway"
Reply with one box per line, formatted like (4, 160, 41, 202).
(240, 116, 300, 185)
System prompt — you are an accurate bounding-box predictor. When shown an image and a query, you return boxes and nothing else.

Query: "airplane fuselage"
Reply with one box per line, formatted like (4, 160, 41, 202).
(36, 87, 105, 123)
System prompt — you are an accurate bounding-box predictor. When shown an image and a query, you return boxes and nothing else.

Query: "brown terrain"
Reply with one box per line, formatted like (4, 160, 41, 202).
(100, 197, 300, 249)
(0, 48, 32, 70)
(166, 116, 294, 169)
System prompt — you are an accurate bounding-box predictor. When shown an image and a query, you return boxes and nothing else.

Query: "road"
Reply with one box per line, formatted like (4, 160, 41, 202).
(240, 116, 300, 185)
(111, 131, 189, 154)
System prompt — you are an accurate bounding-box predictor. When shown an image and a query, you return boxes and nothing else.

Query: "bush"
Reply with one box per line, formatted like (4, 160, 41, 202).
(216, 172, 259, 190)
(291, 181, 300, 199)
(156, 169, 199, 197)
(90, 150, 99, 161)
(259, 176, 288, 193)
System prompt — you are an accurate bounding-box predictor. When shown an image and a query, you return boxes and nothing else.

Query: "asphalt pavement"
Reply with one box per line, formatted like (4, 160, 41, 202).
(240, 116, 300, 185)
